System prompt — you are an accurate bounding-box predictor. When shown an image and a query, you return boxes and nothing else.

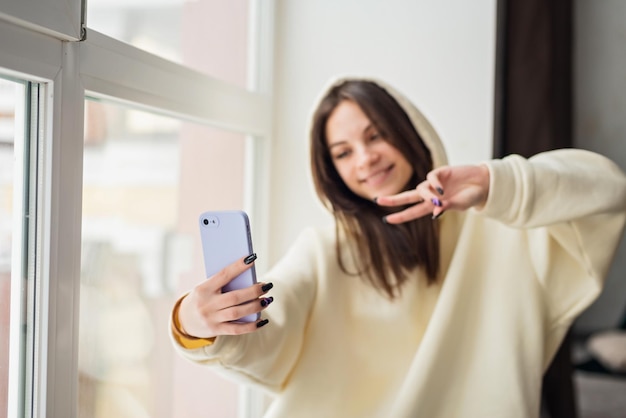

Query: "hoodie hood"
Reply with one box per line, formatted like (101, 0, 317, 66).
(312, 76, 449, 169)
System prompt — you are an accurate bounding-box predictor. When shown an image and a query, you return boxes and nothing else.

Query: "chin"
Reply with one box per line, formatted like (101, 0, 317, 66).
(366, 189, 393, 200)
(378, 184, 406, 198)
(359, 180, 407, 200)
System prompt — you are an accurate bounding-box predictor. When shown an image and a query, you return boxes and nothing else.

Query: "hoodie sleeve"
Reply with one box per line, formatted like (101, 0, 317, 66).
(169, 227, 319, 393)
(479, 149, 626, 331)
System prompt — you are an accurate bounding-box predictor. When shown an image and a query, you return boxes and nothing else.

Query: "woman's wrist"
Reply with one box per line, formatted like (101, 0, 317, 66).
(474, 163, 491, 210)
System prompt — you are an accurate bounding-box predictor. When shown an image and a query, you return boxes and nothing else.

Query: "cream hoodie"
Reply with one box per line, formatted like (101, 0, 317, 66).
(171, 78, 626, 418)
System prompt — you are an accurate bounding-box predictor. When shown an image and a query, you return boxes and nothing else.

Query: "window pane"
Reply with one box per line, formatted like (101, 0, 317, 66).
(86, 0, 249, 89)
(0, 77, 28, 418)
(80, 99, 248, 417)
(0, 77, 14, 418)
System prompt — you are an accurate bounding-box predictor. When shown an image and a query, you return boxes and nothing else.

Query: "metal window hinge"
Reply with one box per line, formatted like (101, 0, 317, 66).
(80, 0, 87, 41)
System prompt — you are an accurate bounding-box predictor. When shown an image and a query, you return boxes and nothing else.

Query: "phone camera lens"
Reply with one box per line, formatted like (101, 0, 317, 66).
(203, 219, 209, 225)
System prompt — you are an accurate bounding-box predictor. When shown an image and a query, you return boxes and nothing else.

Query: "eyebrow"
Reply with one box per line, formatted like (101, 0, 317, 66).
(328, 141, 347, 150)
(327, 123, 375, 150)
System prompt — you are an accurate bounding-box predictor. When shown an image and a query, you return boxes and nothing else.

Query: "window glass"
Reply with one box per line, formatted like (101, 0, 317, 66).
(86, 0, 249, 89)
(79, 98, 248, 417)
(0, 77, 27, 418)
(0, 77, 14, 418)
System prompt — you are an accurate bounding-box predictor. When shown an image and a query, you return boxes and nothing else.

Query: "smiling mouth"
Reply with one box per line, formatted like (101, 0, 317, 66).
(361, 164, 394, 183)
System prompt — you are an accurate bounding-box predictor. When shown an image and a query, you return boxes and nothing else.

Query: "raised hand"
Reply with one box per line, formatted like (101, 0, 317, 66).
(376, 164, 490, 224)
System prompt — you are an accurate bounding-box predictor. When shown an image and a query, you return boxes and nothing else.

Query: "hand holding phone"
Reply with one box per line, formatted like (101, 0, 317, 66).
(177, 254, 272, 339)
(199, 210, 260, 323)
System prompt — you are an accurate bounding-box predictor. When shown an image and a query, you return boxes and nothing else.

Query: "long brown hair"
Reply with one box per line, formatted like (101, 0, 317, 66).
(310, 80, 440, 298)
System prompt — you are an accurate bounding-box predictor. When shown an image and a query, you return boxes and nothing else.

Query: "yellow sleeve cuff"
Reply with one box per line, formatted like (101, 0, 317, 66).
(171, 293, 216, 349)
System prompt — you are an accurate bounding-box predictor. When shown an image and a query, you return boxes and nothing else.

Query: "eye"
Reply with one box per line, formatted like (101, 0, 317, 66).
(369, 132, 382, 142)
(333, 149, 351, 160)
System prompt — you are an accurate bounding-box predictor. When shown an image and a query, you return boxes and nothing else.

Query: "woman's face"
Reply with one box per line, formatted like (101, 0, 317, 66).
(325, 100, 414, 200)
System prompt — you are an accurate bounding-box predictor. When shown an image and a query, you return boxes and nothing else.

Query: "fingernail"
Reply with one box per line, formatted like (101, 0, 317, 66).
(431, 197, 442, 207)
(382, 216, 388, 224)
(373, 197, 378, 203)
(436, 187, 444, 195)
(260, 297, 274, 307)
(244, 253, 257, 265)
(261, 282, 274, 292)
(256, 319, 269, 328)
(432, 211, 445, 220)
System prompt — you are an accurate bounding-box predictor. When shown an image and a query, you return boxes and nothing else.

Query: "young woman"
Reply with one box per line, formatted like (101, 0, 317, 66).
(171, 77, 626, 417)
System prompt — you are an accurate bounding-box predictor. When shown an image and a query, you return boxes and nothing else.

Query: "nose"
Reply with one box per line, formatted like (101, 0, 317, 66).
(356, 144, 378, 168)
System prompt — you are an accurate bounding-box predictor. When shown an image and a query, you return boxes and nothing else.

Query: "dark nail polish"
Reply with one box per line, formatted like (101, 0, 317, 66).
(436, 187, 444, 195)
(431, 197, 442, 207)
(256, 319, 269, 328)
(432, 211, 445, 220)
(373, 197, 378, 203)
(261, 282, 274, 292)
(244, 253, 257, 265)
(382, 216, 388, 224)
(260, 296, 274, 307)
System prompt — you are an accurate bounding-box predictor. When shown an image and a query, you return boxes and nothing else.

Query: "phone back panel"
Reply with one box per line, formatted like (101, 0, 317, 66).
(199, 210, 258, 322)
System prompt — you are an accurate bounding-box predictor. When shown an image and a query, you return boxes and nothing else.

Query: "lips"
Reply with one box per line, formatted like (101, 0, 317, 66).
(360, 164, 394, 184)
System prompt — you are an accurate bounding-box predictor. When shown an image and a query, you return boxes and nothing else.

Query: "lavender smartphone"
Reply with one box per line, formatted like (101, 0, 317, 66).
(199, 210, 259, 323)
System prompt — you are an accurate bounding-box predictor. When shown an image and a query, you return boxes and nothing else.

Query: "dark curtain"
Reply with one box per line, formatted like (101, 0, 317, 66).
(493, 1, 575, 417)
(493, 0, 572, 157)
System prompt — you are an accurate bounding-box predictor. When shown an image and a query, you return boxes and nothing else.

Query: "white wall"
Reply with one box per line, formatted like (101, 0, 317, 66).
(267, 0, 497, 263)
(573, 0, 626, 333)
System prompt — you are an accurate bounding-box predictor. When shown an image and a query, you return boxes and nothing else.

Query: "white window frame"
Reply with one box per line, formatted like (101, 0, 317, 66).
(0, 0, 274, 416)
(0, 0, 83, 41)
